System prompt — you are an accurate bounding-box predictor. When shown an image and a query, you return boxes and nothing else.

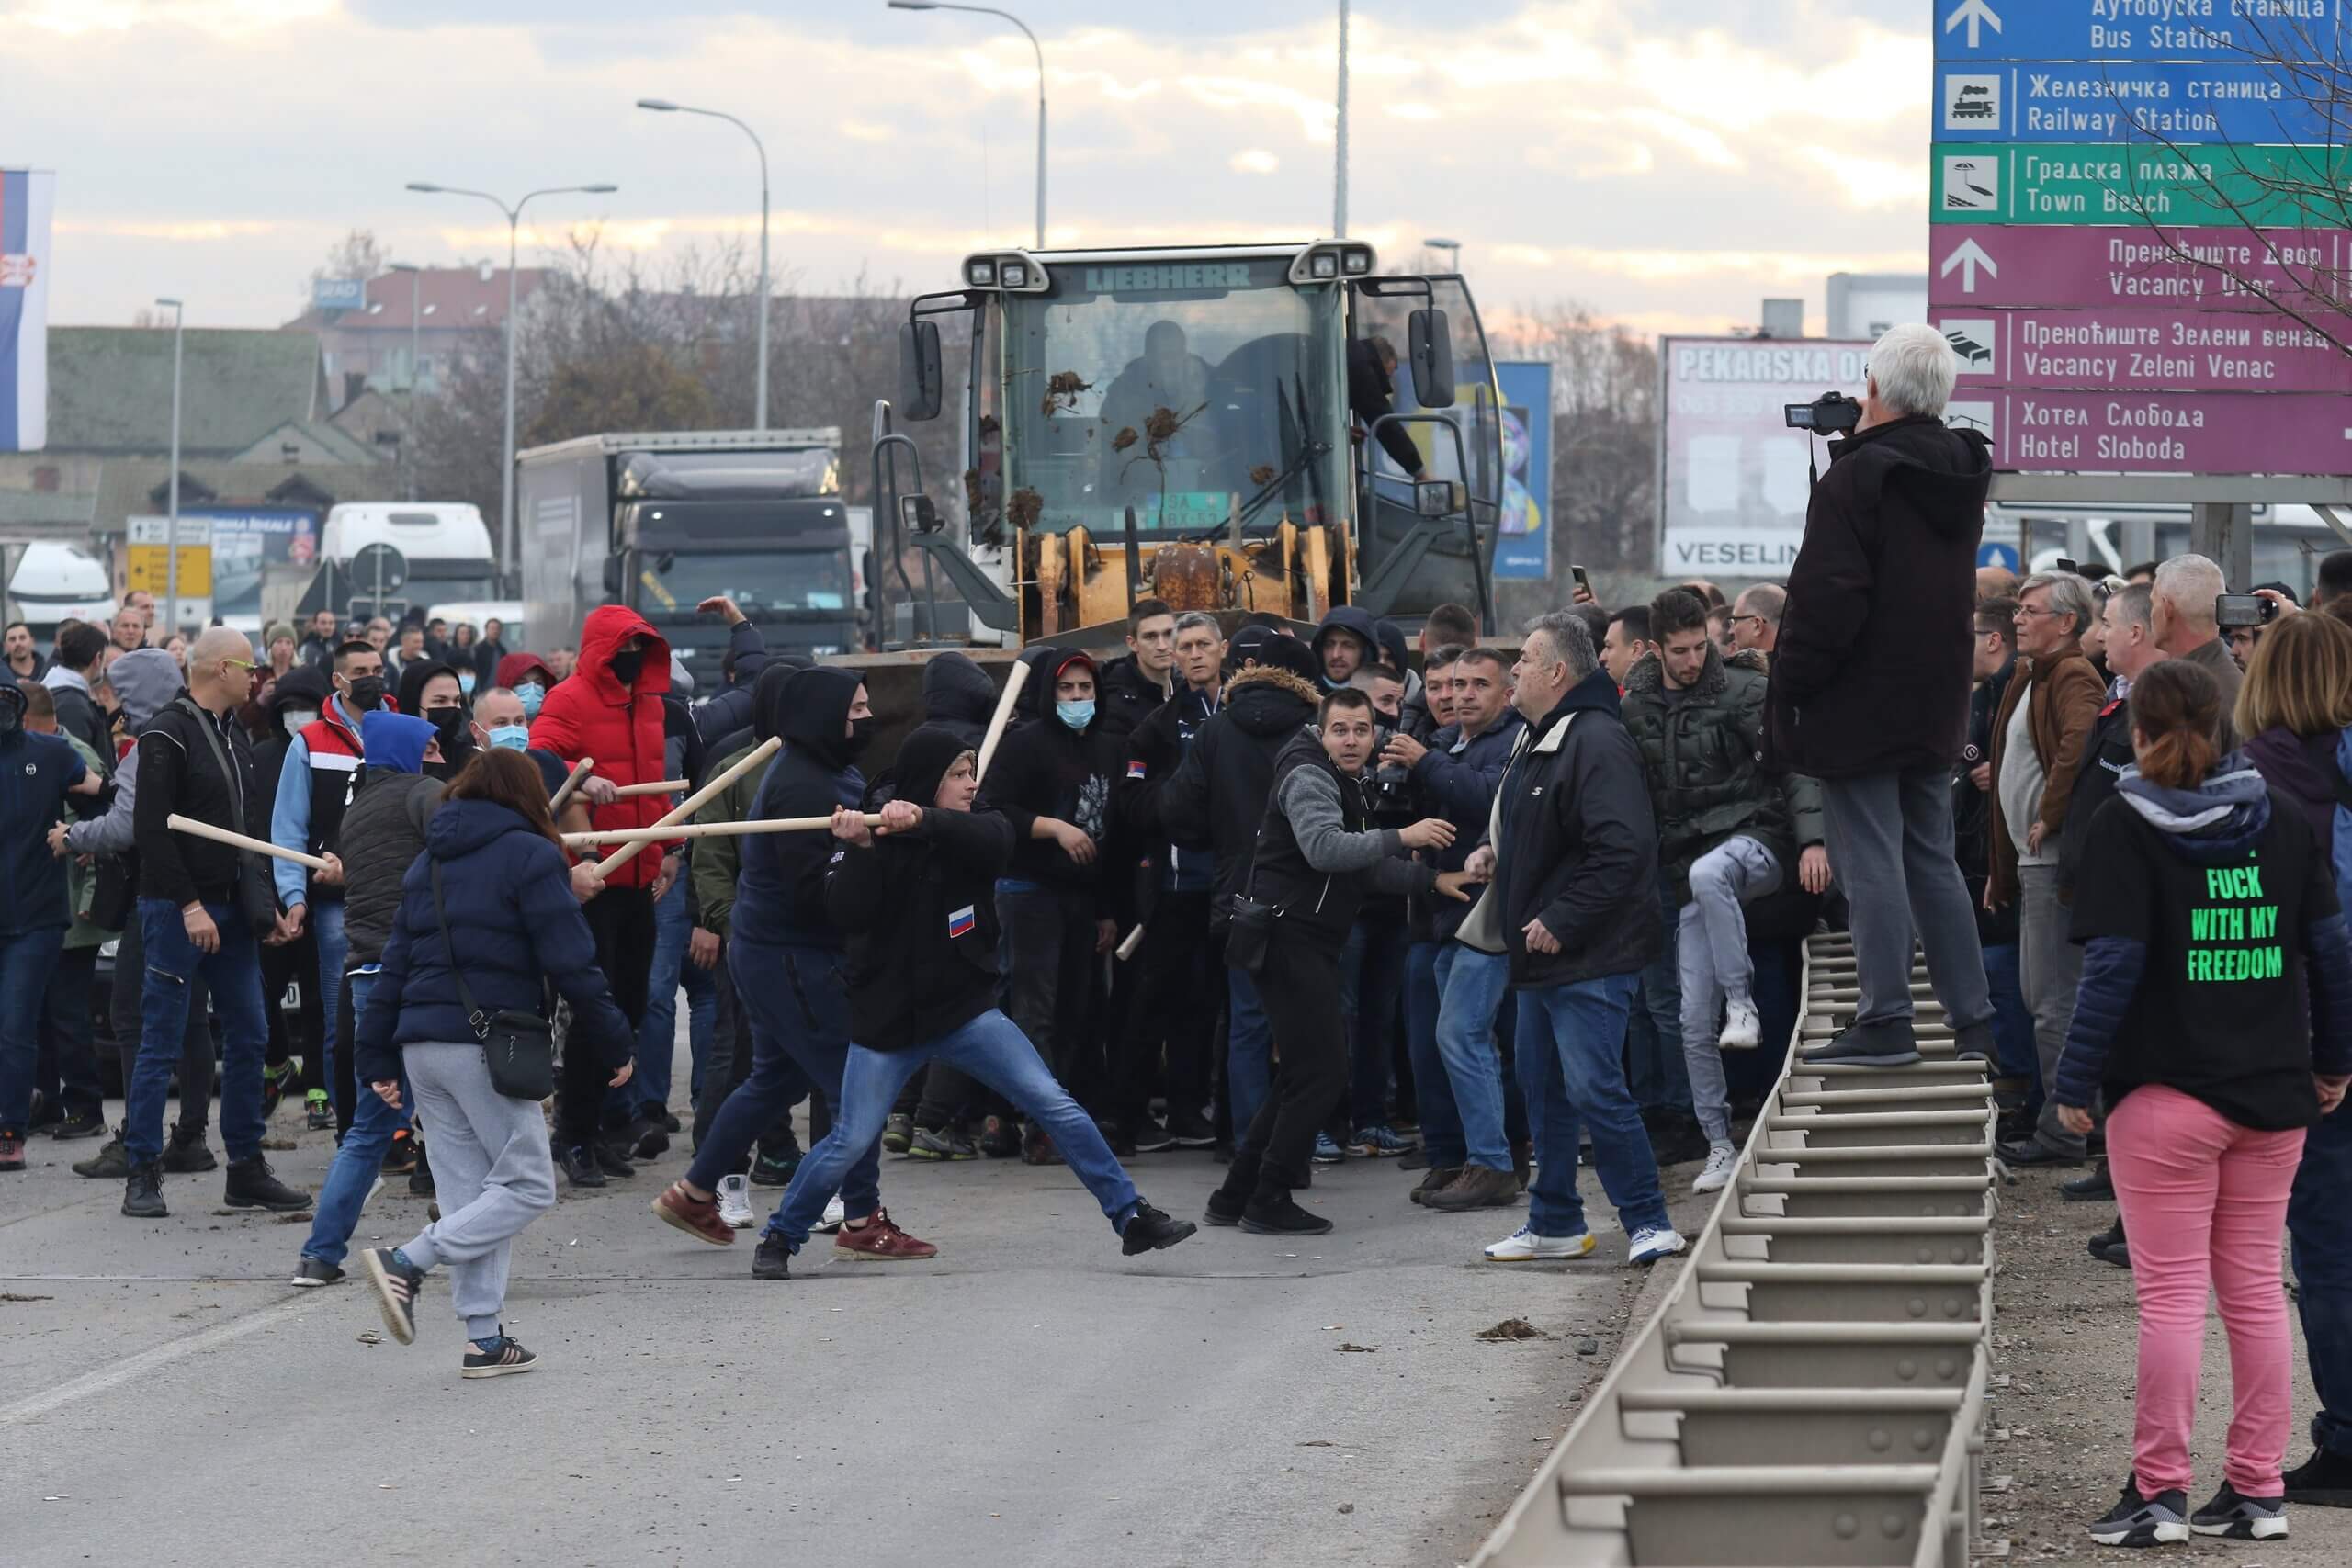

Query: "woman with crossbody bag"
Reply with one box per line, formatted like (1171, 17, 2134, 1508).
(353, 749, 635, 1377)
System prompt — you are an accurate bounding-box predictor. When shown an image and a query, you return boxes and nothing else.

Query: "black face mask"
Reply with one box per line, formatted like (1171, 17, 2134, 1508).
(345, 675, 387, 713)
(844, 716, 877, 759)
(609, 649, 645, 687)
(425, 706, 472, 756)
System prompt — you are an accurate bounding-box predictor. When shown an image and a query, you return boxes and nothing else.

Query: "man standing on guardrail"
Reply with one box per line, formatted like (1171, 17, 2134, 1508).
(1465, 612, 1685, 1266)
(1766, 324, 1999, 1069)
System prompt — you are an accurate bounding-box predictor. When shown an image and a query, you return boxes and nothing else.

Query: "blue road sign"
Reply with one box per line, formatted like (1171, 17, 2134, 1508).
(1978, 541, 2020, 572)
(1932, 0, 2347, 65)
(1937, 60, 2342, 143)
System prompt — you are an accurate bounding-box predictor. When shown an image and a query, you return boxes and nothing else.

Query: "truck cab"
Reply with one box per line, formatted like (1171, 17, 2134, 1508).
(518, 431, 862, 686)
(314, 502, 500, 626)
(885, 239, 1503, 649)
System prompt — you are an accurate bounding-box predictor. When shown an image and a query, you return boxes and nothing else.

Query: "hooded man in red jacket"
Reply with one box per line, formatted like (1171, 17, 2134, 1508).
(529, 605, 681, 1183)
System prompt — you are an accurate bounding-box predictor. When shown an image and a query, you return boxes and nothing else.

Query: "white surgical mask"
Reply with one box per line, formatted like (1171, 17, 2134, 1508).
(280, 706, 319, 734)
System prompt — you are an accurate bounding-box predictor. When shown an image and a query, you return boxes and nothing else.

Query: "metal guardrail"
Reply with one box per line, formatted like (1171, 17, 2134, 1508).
(1472, 930, 1999, 1567)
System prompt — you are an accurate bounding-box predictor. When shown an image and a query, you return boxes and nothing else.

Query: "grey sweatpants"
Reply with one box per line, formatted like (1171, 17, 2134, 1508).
(1818, 768, 1994, 1033)
(398, 1042, 557, 1341)
(2018, 865, 2087, 1157)
(1679, 835, 1781, 1144)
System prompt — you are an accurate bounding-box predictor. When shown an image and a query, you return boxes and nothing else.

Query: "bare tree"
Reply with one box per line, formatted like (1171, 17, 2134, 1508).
(1490, 302, 1660, 582)
(307, 229, 393, 305)
(2108, 16, 2352, 355)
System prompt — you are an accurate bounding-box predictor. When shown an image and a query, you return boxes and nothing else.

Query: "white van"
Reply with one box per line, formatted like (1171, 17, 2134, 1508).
(6, 542, 117, 635)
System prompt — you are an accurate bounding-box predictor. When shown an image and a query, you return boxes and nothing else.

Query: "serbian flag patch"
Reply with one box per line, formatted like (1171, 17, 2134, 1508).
(1126, 760, 1148, 780)
(947, 904, 977, 939)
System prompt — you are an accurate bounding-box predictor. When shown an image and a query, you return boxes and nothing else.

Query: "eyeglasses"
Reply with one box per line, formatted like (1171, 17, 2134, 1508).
(1728, 613, 1768, 629)
(220, 657, 256, 671)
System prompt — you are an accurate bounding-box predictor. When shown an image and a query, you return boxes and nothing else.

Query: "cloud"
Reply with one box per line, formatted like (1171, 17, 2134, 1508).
(17, 0, 1934, 338)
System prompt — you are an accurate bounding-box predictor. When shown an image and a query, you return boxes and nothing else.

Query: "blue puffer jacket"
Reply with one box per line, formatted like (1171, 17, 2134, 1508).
(353, 797, 633, 1084)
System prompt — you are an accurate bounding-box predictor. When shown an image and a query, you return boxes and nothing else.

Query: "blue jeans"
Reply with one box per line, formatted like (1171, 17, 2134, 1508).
(688, 939, 876, 1224)
(1404, 942, 1462, 1167)
(301, 971, 410, 1267)
(636, 874, 718, 1118)
(1982, 942, 2038, 1092)
(1434, 943, 1513, 1172)
(1339, 916, 1409, 1130)
(1514, 973, 1669, 1241)
(0, 926, 67, 1136)
(310, 897, 347, 1104)
(2290, 1105, 2352, 1459)
(767, 1008, 1141, 1252)
(1623, 886, 1690, 1115)
(127, 897, 269, 1166)
(1227, 966, 1273, 1134)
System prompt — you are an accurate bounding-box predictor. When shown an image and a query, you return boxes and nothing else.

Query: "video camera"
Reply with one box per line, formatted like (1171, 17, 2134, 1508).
(1784, 391, 1864, 435)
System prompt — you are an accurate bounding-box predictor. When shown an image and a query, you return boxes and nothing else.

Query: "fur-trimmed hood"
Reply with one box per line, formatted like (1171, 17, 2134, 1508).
(1225, 662, 1321, 742)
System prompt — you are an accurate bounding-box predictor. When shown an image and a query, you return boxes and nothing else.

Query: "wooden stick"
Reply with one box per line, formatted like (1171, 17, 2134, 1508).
(564, 814, 880, 847)
(168, 813, 332, 873)
(974, 657, 1031, 786)
(546, 756, 594, 815)
(610, 778, 688, 799)
(1114, 924, 1147, 962)
(591, 734, 782, 879)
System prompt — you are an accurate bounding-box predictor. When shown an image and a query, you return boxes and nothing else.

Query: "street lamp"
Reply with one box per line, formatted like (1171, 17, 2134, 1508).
(888, 2, 1046, 249)
(639, 98, 771, 430)
(388, 263, 424, 501)
(155, 297, 184, 639)
(405, 179, 618, 582)
(1335, 0, 1350, 238)
(1424, 237, 1462, 272)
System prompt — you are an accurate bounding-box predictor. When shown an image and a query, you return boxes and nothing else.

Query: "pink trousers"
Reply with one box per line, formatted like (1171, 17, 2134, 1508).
(2108, 1084, 2307, 1496)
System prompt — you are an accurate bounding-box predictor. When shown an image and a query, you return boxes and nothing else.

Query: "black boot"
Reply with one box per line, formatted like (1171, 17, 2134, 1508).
(560, 1144, 606, 1188)
(121, 1161, 168, 1218)
(161, 1122, 217, 1173)
(223, 1156, 311, 1212)
(74, 1130, 130, 1179)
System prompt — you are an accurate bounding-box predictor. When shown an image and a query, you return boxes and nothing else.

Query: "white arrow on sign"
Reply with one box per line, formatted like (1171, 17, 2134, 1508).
(1939, 238, 1999, 293)
(1943, 0, 2002, 49)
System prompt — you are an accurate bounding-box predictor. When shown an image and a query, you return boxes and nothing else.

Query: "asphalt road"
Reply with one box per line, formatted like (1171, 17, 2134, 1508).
(1, 1046, 1657, 1568)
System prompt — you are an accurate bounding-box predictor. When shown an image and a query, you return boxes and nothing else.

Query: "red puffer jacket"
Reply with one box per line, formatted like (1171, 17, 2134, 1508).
(527, 604, 675, 887)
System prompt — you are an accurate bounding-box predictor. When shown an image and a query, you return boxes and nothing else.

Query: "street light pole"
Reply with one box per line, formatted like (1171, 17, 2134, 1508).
(156, 297, 184, 641)
(1334, 0, 1350, 238)
(389, 262, 423, 501)
(888, 3, 1046, 248)
(638, 99, 770, 429)
(405, 180, 618, 584)
(1423, 237, 1462, 274)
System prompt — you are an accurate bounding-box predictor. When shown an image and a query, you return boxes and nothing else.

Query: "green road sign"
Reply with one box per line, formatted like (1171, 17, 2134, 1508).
(1932, 142, 2352, 226)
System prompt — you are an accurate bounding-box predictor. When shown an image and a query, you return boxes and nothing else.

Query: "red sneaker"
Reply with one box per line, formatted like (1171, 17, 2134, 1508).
(832, 1207, 939, 1261)
(650, 1180, 735, 1246)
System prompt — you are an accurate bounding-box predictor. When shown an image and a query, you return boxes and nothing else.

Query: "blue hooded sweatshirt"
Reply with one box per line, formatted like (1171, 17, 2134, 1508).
(361, 710, 434, 775)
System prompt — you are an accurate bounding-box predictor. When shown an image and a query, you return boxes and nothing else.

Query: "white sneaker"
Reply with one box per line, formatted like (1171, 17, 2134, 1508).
(1718, 1000, 1762, 1051)
(818, 1193, 846, 1233)
(715, 1173, 753, 1230)
(1482, 1224, 1597, 1262)
(1628, 1225, 1688, 1266)
(1692, 1144, 1737, 1194)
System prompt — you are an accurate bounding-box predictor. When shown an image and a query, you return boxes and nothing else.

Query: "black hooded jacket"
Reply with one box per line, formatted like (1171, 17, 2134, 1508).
(1310, 605, 1383, 690)
(826, 724, 1013, 1052)
(1765, 415, 1993, 778)
(253, 664, 333, 836)
(1094, 653, 1168, 747)
(922, 652, 998, 749)
(1349, 338, 1425, 478)
(731, 666, 866, 948)
(978, 680, 1117, 898)
(1158, 663, 1322, 921)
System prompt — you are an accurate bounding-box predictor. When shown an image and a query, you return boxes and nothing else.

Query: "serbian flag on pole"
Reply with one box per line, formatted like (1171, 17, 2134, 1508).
(0, 169, 56, 453)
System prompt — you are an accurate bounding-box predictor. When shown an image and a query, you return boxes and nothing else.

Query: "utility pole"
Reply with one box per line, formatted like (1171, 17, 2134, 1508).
(1334, 0, 1350, 238)
(157, 297, 185, 640)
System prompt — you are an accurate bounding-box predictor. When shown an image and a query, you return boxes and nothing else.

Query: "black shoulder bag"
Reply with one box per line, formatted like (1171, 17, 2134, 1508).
(427, 859, 556, 1100)
(1223, 829, 1279, 975)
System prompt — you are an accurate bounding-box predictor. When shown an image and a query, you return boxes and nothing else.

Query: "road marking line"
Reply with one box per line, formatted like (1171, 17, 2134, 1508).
(0, 1293, 313, 1427)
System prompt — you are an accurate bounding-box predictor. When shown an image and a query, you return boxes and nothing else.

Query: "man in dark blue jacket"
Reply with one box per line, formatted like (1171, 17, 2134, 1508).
(1463, 613, 1684, 1268)
(1379, 647, 1526, 1210)
(660, 668, 937, 1264)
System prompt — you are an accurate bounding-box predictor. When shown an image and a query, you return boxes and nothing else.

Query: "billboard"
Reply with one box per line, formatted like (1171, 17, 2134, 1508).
(1657, 337, 1871, 577)
(312, 277, 366, 311)
(1, 168, 56, 452)
(1492, 360, 1553, 581)
(125, 507, 322, 624)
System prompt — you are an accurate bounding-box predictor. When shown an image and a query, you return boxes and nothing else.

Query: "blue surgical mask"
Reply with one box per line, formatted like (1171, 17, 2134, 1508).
(488, 723, 530, 751)
(1057, 699, 1095, 731)
(458, 670, 477, 696)
(515, 682, 544, 718)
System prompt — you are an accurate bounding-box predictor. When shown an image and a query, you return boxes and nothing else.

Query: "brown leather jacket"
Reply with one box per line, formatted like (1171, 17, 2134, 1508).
(1986, 643, 2104, 908)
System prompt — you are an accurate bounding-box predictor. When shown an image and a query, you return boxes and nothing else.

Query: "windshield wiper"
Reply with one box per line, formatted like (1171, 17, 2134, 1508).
(1185, 374, 1328, 542)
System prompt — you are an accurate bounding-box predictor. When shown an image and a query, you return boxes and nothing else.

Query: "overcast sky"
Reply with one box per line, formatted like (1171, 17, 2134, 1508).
(6, 0, 1931, 338)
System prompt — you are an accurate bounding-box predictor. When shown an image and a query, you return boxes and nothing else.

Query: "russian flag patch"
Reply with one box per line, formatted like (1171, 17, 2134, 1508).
(947, 904, 977, 939)
(1126, 760, 1148, 780)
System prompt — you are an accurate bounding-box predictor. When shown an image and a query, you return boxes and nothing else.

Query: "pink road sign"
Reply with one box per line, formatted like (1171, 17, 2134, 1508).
(1931, 225, 2350, 313)
(1951, 389, 2352, 475)
(1932, 307, 2352, 394)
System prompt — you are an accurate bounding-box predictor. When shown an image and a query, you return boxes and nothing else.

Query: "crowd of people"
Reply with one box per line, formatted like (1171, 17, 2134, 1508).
(1, 323, 2346, 1540)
